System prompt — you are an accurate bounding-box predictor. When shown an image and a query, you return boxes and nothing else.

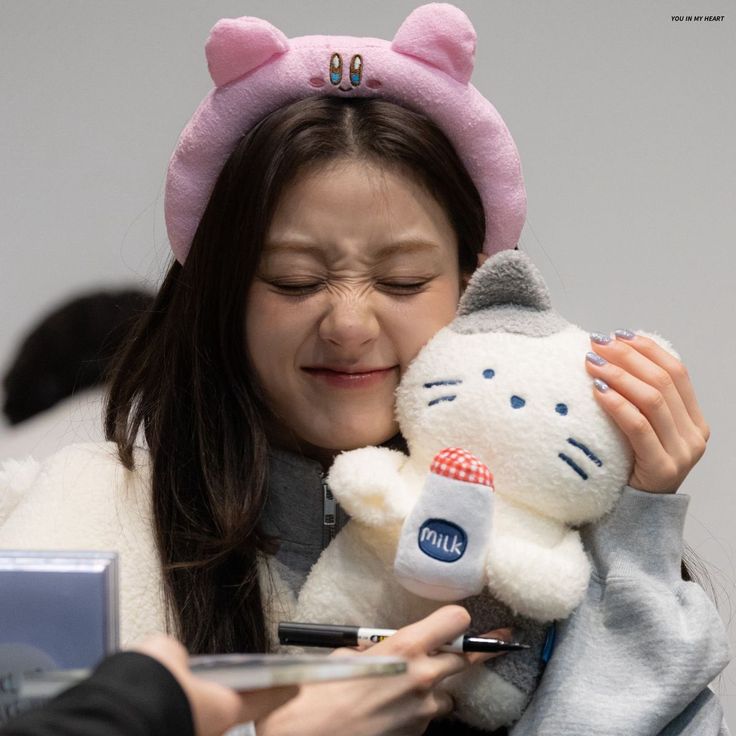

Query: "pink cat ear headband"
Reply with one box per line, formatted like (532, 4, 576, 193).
(164, 2, 527, 265)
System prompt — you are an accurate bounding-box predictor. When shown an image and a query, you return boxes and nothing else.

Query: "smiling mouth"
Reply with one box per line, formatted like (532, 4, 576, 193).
(302, 366, 398, 388)
(303, 366, 396, 376)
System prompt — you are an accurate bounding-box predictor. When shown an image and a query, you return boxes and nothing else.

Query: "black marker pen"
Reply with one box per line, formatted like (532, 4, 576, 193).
(278, 622, 529, 653)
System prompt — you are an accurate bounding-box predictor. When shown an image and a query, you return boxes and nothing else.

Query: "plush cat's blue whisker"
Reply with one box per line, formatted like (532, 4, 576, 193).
(428, 395, 457, 406)
(558, 453, 588, 480)
(423, 379, 462, 388)
(566, 438, 603, 467)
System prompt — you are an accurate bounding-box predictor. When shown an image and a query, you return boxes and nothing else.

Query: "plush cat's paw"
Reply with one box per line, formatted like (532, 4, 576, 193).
(486, 531, 590, 621)
(327, 447, 412, 526)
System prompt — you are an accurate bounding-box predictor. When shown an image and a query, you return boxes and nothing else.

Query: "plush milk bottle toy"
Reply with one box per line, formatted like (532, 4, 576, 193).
(394, 447, 495, 600)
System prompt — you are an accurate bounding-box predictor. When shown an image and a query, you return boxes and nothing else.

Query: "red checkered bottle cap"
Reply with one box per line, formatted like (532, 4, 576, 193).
(430, 447, 493, 488)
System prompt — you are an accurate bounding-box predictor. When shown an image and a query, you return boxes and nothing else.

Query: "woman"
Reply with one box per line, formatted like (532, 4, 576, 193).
(1, 6, 729, 735)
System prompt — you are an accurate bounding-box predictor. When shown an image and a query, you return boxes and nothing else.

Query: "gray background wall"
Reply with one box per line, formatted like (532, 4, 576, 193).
(1, 0, 734, 726)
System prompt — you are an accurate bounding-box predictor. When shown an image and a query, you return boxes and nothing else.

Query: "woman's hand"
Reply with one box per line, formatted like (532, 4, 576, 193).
(132, 634, 298, 736)
(584, 330, 710, 493)
(256, 606, 509, 736)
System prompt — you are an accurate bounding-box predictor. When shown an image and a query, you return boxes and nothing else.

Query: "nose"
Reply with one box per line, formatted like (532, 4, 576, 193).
(318, 293, 380, 349)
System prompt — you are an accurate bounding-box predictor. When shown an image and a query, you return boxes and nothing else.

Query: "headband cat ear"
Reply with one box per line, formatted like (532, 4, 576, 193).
(206, 17, 289, 87)
(391, 3, 477, 84)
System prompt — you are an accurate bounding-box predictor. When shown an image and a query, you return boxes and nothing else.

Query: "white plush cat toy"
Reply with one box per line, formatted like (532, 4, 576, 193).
(296, 250, 665, 728)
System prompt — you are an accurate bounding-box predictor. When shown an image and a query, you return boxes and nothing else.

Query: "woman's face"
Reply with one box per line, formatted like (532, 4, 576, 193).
(245, 158, 474, 462)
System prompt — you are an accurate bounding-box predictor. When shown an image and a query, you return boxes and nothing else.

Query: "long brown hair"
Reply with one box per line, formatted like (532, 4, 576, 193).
(104, 96, 486, 654)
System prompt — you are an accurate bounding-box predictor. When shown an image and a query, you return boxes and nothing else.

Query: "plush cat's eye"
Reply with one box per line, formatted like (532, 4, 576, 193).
(555, 403, 568, 415)
(482, 369, 495, 379)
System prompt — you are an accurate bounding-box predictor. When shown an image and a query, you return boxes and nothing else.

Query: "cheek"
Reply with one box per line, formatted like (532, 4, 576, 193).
(393, 285, 460, 371)
(245, 287, 313, 376)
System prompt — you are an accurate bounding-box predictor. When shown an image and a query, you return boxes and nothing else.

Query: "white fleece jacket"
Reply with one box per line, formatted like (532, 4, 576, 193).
(0, 441, 294, 647)
(0, 442, 165, 645)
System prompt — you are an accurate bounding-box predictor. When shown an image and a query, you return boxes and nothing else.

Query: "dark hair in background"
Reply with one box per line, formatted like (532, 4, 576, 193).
(104, 96, 487, 654)
(2, 289, 153, 425)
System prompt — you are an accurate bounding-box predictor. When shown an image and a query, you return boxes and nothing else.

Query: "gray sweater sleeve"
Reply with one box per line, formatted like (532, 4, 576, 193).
(510, 486, 732, 736)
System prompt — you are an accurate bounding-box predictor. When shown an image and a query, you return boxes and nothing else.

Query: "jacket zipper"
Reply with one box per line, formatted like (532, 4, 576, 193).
(321, 472, 337, 550)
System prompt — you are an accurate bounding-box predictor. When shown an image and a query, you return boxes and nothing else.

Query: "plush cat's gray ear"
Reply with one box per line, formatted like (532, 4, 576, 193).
(457, 250, 551, 316)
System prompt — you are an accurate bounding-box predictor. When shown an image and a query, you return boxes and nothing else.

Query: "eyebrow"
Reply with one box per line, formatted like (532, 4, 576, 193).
(262, 239, 442, 261)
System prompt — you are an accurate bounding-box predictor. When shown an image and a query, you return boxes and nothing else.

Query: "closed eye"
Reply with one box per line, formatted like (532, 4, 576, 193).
(376, 281, 429, 295)
(268, 280, 324, 296)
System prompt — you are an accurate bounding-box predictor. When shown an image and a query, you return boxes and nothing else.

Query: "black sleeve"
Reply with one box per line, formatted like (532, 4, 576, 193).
(1, 652, 194, 736)
(424, 718, 507, 735)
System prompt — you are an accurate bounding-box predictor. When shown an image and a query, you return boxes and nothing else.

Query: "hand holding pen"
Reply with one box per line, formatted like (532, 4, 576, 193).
(259, 607, 514, 736)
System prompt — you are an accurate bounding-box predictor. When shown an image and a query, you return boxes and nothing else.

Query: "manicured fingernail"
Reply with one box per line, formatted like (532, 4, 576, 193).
(593, 378, 609, 392)
(586, 352, 607, 366)
(590, 332, 612, 345)
(614, 329, 636, 340)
